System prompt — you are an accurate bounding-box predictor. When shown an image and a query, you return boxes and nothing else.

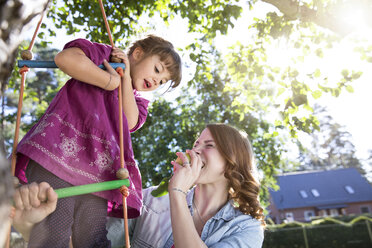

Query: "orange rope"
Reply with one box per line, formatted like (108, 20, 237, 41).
(98, 0, 114, 47)
(10, 67, 29, 175)
(28, 13, 44, 51)
(116, 68, 130, 248)
(10, 9, 43, 176)
(97, 1, 130, 247)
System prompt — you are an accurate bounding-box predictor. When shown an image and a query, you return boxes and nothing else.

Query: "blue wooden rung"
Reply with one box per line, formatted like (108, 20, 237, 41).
(17, 60, 125, 70)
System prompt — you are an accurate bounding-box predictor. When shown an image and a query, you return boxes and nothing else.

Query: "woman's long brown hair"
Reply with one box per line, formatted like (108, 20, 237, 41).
(207, 123, 265, 226)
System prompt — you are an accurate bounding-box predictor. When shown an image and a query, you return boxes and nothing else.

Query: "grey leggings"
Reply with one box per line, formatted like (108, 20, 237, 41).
(26, 160, 111, 248)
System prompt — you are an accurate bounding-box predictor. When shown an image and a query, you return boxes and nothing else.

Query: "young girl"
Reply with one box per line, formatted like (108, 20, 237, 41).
(14, 35, 182, 247)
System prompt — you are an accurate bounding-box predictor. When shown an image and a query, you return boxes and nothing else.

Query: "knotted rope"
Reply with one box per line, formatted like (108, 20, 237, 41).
(98, 1, 130, 247)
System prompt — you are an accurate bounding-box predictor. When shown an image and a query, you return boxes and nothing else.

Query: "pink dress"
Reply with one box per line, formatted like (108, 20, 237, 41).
(15, 39, 149, 218)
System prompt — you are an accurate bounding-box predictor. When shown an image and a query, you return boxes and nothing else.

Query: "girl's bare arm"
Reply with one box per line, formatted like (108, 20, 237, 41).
(54, 47, 120, 91)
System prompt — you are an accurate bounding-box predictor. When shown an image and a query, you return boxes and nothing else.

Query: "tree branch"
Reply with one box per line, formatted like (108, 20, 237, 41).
(261, 0, 355, 36)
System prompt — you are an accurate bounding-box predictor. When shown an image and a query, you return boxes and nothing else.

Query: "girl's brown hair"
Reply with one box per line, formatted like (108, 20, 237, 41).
(128, 34, 182, 89)
(206, 123, 266, 226)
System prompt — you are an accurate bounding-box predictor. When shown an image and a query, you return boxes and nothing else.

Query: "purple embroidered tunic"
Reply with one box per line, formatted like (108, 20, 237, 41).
(15, 39, 149, 218)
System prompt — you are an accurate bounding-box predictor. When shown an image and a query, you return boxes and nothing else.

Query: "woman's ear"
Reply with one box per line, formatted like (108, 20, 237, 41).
(132, 47, 144, 61)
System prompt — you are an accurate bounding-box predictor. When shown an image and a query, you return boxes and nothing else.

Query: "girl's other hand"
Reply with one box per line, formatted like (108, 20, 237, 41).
(111, 47, 131, 83)
(110, 47, 126, 61)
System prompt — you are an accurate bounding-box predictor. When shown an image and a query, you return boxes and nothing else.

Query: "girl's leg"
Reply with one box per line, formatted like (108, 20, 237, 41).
(26, 160, 75, 248)
(71, 194, 111, 247)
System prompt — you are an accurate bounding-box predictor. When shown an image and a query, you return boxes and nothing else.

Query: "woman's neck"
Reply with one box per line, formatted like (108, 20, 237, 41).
(193, 184, 229, 220)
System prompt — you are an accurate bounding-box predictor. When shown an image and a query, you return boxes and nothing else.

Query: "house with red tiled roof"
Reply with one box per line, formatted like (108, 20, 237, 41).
(268, 168, 372, 224)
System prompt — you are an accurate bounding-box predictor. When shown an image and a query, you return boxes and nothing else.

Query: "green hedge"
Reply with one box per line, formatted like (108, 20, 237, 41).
(263, 215, 372, 248)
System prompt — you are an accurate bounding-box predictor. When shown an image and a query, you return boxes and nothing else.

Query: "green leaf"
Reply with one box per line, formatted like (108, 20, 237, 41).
(345, 85, 354, 93)
(312, 90, 322, 99)
(341, 69, 349, 78)
(315, 48, 323, 58)
(277, 87, 285, 96)
(150, 177, 171, 197)
(351, 71, 362, 80)
(314, 69, 321, 78)
(293, 94, 307, 106)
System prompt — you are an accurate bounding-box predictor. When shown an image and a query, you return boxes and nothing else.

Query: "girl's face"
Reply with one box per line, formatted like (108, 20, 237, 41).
(192, 128, 228, 186)
(130, 48, 171, 91)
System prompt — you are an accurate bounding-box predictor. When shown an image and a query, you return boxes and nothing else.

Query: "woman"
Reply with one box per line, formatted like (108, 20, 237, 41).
(108, 123, 265, 247)
(12, 123, 265, 247)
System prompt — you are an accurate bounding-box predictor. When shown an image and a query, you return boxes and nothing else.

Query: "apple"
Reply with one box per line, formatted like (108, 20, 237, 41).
(175, 152, 191, 166)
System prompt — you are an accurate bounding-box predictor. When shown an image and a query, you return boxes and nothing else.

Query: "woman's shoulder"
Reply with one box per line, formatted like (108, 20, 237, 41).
(205, 202, 264, 247)
(142, 187, 171, 213)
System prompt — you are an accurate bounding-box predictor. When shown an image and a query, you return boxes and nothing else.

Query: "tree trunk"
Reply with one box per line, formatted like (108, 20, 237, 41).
(0, 2, 50, 245)
(0, 0, 50, 94)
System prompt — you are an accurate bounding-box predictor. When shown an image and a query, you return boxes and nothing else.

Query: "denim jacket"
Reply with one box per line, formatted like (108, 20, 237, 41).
(107, 186, 264, 248)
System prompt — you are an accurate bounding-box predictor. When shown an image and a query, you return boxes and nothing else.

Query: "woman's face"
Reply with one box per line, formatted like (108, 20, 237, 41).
(192, 128, 228, 186)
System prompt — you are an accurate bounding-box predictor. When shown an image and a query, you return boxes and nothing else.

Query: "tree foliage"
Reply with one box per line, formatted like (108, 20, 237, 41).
(3, 0, 372, 205)
(296, 105, 366, 175)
